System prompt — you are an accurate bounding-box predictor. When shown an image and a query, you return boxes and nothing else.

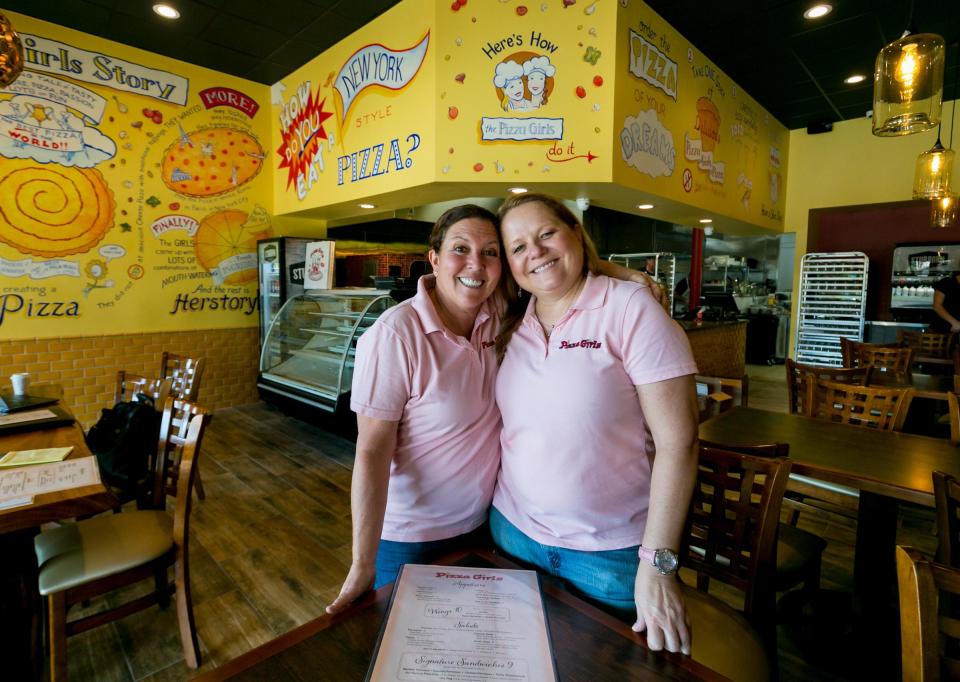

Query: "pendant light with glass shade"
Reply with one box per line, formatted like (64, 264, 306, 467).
(872, 0, 945, 136)
(913, 126, 954, 199)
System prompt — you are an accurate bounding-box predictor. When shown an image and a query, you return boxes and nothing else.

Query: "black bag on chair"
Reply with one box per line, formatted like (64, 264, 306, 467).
(85, 394, 160, 494)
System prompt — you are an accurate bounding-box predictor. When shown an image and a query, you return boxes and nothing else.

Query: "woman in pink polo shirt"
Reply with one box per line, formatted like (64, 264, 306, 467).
(492, 193, 700, 656)
(326, 204, 504, 614)
(326, 203, 657, 615)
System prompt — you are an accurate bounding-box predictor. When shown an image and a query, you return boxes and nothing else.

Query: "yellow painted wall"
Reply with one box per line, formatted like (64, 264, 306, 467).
(271, 0, 436, 216)
(0, 12, 272, 340)
(614, 3, 789, 233)
(783, 101, 959, 355)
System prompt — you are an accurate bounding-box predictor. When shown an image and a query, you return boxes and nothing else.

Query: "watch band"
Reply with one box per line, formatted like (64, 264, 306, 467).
(637, 546, 656, 565)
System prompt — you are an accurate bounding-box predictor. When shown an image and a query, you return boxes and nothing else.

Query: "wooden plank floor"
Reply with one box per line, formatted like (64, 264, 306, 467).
(59, 370, 938, 681)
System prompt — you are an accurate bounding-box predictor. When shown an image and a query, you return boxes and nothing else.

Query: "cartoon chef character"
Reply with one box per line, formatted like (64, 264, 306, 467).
(494, 60, 530, 112)
(522, 55, 556, 109)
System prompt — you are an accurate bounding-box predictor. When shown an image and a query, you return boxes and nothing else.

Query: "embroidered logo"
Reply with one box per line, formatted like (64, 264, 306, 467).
(558, 339, 602, 349)
(481, 340, 496, 349)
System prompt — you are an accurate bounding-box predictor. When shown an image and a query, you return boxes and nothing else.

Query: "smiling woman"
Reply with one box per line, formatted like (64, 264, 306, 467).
(491, 193, 700, 656)
(326, 204, 505, 615)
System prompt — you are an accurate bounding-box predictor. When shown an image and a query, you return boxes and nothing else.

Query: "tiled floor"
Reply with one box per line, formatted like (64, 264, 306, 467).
(56, 365, 938, 680)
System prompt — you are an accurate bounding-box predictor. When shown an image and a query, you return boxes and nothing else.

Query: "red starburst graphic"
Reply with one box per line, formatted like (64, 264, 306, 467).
(276, 87, 334, 189)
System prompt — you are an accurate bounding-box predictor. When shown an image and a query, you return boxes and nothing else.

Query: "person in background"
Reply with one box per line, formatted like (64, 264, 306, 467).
(933, 273, 960, 332)
(326, 203, 663, 615)
(492, 193, 699, 655)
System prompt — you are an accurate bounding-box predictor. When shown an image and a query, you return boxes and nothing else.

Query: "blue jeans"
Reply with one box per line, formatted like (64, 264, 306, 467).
(489, 506, 639, 614)
(374, 524, 491, 589)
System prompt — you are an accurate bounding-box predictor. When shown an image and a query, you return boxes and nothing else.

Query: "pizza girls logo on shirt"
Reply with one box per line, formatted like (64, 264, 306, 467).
(558, 339, 602, 350)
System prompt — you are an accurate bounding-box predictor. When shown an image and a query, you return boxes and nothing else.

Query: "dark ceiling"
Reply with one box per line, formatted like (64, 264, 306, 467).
(4, 0, 958, 131)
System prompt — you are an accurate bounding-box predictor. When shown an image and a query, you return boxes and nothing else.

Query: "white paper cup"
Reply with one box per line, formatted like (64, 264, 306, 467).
(10, 372, 29, 396)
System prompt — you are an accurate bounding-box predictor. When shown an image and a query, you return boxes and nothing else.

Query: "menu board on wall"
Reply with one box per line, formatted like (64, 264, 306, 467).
(0, 13, 272, 340)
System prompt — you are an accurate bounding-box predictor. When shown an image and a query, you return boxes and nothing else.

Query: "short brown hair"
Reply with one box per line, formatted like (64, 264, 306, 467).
(428, 204, 498, 253)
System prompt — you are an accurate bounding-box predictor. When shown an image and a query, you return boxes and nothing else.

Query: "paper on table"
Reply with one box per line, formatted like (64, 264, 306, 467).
(0, 446, 74, 467)
(367, 564, 558, 681)
(0, 456, 101, 502)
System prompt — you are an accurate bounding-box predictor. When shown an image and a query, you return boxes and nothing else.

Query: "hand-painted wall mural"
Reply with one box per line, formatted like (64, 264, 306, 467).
(0, 13, 272, 339)
(613, 2, 788, 231)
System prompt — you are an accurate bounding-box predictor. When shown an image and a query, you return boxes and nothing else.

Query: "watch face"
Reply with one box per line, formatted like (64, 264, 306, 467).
(655, 549, 679, 574)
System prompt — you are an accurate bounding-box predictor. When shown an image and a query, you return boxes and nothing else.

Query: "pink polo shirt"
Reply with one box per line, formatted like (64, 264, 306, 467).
(493, 274, 697, 551)
(351, 276, 501, 542)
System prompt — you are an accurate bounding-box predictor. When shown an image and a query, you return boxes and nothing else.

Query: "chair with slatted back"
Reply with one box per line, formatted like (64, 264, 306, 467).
(115, 370, 171, 407)
(840, 337, 912, 373)
(807, 377, 913, 431)
(699, 439, 827, 605)
(159, 352, 205, 402)
(897, 545, 960, 682)
(899, 330, 956, 372)
(34, 399, 209, 681)
(159, 353, 206, 499)
(680, 445, 790, 682)
(695, 374, 748, 422)
(784, 359, 873, 416)
(153, 399, 212, 506)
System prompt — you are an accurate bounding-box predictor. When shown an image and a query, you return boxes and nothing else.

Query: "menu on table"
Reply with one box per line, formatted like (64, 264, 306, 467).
(366, 564, 557, 681)
(0, 456, 101, 503)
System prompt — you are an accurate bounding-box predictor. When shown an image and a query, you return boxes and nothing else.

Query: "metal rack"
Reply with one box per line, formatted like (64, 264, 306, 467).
(607, 252, 676, 316)
(795, 252, 869, 367)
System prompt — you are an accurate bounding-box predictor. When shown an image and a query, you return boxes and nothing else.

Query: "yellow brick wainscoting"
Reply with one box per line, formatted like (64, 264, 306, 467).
(1, 327, 261, 428)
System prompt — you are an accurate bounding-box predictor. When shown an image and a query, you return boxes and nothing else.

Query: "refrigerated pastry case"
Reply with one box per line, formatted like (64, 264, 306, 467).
(258, 290, 396, 412)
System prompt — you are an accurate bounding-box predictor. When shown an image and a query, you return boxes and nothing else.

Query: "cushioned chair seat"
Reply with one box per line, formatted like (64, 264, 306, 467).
(35, 511, 173, 595)
(776, 522, 827, 589)
(682, 583, 771, 682)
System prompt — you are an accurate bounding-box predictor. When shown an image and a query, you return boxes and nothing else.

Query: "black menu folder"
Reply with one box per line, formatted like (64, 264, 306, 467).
(0, 392, 60, 414)
(0, 405, 75, 434)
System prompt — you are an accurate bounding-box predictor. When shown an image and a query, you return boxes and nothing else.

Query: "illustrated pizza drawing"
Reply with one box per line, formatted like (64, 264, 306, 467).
(162, 127, 265, 198)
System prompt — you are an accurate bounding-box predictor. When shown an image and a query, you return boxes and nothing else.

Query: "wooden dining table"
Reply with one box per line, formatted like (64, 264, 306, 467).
(0, 406, 115, 681)
(700, 406, 960, 675)
(868, 370, 953, 400)
(194, 549, 729, 682)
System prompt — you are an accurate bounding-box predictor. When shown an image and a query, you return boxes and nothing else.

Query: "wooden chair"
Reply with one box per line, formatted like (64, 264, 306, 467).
(934, 471, 960, 568)
(699, 439, 827, 600)
(159, 352, 205, 402)
(681, 444, 791, 682)
(899, 330, 955, 370)
(34, 400, 210, 681)
(114, 370, 171, 406)
(896, 545, 960, 681)
(696, 374, 748, 422)
(840, 337, 913, 373)
(159, 353, 207, 499)
(784, 359, 872, 416)
(807, 377, 913, 431)
(948, 393, 960, 447)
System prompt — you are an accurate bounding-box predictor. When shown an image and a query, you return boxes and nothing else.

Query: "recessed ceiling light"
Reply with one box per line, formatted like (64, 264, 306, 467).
(153, 4, 180, 19)
(637, 203, 654, 210)
(359, 203, 375, 209)
(508, 187, 527, 194)
(844, 74, 866, 84)
(699, 218, 713, 224)
(803, 4, 831, 19)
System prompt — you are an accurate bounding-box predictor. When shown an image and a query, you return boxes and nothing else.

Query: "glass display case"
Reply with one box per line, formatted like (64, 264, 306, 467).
(258, 290, 396, 412)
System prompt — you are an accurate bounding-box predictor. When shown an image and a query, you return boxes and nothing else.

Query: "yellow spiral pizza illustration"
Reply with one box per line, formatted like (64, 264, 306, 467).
(194, 208, 271, 285)
(0, 159, 115, 257)
(162, 126, 264, 198)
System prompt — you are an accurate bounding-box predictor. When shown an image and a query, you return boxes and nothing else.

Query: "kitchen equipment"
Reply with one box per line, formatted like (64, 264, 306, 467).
(891, 243, 960, 310)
